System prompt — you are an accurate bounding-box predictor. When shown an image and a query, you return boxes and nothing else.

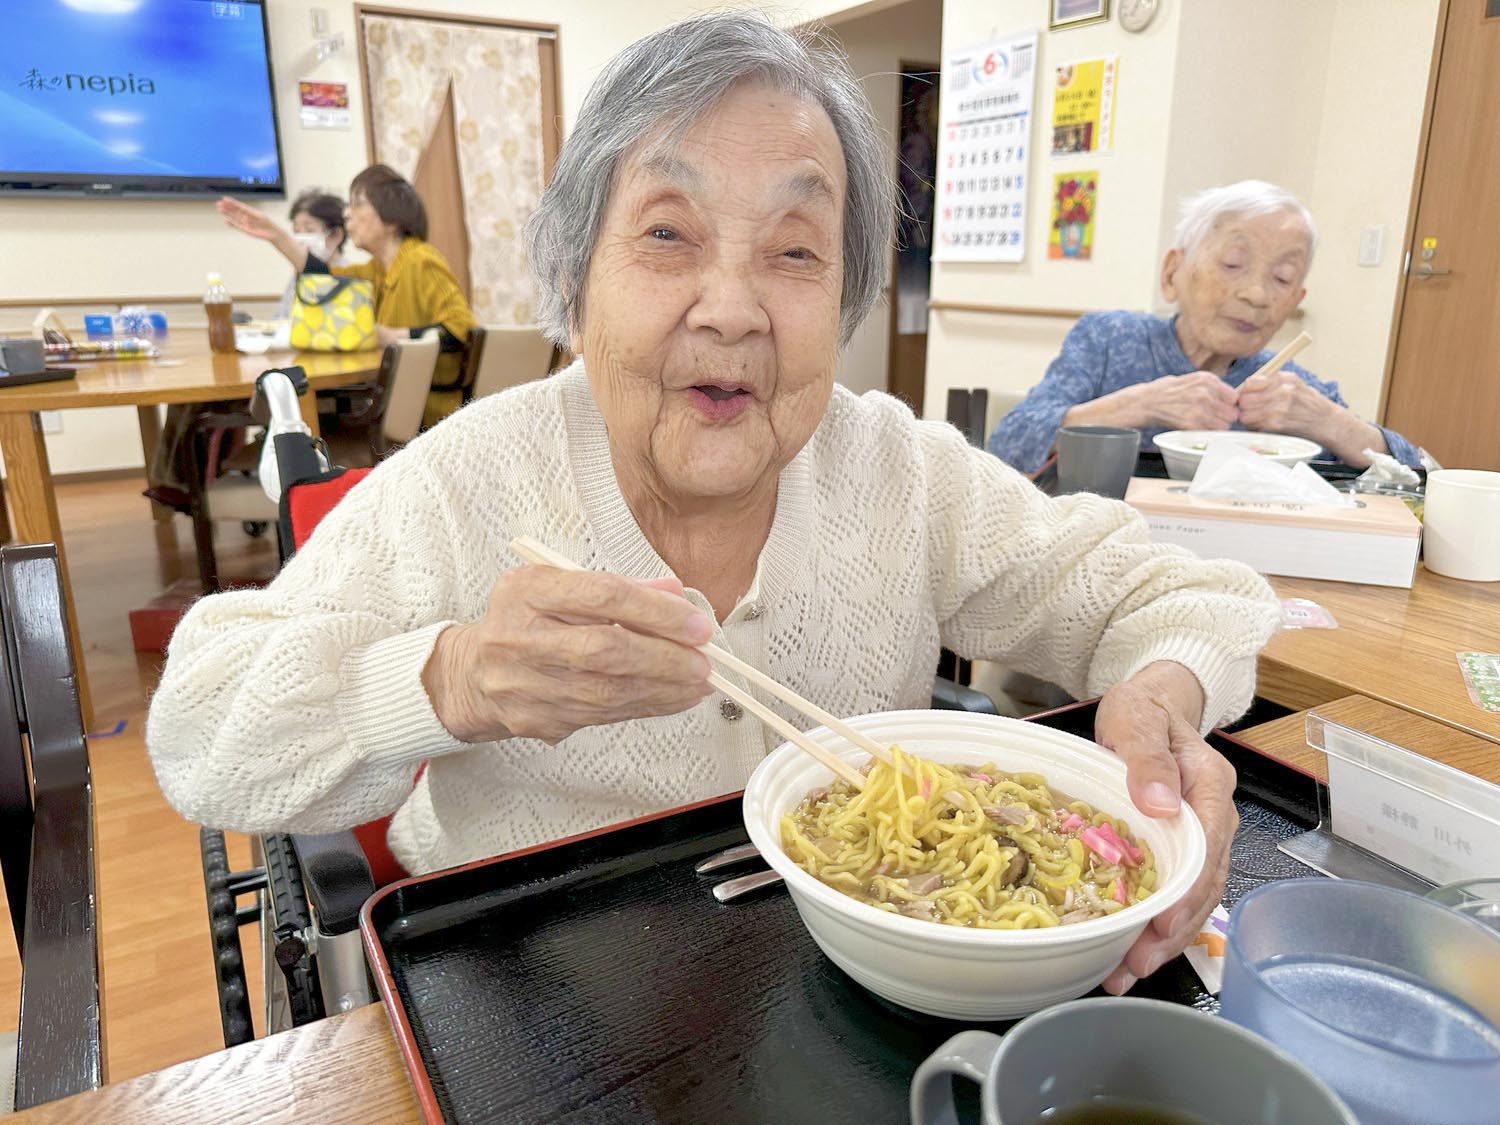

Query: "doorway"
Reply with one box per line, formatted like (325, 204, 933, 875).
(1380, 0, 1499, 470)
(354, 6, 562, 324)
(888, 64, 940, 413)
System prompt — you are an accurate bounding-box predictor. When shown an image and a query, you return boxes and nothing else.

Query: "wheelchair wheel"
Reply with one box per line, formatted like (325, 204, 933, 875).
(242, 520, 270, 538)
(262, 833, 326, 1028)
(199, 828, 255, 1047)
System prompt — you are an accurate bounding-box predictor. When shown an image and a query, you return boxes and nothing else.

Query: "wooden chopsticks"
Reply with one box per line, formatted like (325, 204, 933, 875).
(509, 536, 894, 790)
(1246, 331, 1311, 384)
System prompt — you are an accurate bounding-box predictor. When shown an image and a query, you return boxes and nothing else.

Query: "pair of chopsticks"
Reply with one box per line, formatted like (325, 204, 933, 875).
(1246, 331, 1311, 383)
(509, 536, 891, 790)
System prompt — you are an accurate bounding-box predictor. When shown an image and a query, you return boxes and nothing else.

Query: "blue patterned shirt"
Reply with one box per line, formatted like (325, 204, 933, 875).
(986, 310, 1420, 473)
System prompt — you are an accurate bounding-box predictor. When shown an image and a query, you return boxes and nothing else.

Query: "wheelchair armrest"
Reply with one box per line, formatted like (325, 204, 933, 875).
(289, 831, 376, 936)
(930, 675, 1000, 715)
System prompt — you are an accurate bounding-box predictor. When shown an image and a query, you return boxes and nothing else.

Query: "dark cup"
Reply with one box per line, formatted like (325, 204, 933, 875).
(1056, 425, 1141, 499)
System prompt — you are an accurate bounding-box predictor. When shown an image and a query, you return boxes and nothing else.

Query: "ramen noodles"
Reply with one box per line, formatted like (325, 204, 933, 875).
(781, 746, 1156, 928)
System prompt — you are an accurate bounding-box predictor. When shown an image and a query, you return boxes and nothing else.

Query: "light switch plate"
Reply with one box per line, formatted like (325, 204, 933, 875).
(1358, 225, 1384, 267)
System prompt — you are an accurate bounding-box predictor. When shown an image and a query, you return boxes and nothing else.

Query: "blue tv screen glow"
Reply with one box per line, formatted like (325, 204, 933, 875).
(2, 0, 285, 197)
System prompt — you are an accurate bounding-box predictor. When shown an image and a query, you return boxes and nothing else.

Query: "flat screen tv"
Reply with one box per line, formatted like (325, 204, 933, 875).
(2, 0, 285, 198)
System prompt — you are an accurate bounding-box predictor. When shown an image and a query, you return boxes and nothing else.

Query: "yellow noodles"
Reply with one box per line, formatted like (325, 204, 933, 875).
(780, 745, 1156, 929)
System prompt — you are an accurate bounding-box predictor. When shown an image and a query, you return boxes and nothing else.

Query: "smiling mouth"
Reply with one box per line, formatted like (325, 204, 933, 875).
(686, 384, 753, 420)
(698, 385, 747, 401)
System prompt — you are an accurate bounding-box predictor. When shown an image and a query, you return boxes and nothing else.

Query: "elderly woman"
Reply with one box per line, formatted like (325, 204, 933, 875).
(218, 164, 476, 423)
(988, 181, 1422, 474)
(149, 13, 1279, 995)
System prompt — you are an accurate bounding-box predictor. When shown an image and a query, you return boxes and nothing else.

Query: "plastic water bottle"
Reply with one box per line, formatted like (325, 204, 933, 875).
(205, 273, 236, 354)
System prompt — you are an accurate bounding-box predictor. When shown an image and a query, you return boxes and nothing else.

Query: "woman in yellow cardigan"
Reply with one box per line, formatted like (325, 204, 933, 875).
(218, 164, 477, 423)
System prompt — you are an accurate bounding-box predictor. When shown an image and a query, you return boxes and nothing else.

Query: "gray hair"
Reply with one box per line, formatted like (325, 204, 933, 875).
(1173, 180, 1318, 272)
(523, 11, 894, 348)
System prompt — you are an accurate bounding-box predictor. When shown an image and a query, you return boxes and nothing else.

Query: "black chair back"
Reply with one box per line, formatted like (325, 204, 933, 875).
(0, 545, 104, 1108)
(945, 387, 990, 448)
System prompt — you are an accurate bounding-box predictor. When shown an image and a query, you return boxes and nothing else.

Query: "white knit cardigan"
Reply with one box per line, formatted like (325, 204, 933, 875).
(147, 364, 1280, 875)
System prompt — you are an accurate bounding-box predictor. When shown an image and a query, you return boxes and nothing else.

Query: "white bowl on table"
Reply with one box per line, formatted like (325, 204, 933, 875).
(1153, 430, 1322, 481)
(740, 710, 1206, 1021)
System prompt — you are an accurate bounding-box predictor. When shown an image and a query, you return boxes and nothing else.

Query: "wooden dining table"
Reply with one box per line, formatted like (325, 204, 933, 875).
(0, 338, 382, 721)
(1260, 565, 1500, 748)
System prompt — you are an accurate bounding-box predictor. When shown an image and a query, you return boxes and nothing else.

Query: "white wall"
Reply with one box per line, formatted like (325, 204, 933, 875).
(923, 0, 1440, 434)
(826, 0, 943, 396)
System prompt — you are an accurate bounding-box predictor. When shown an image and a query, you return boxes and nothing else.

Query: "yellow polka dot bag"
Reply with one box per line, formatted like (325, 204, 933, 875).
(288, 275, 378, 352)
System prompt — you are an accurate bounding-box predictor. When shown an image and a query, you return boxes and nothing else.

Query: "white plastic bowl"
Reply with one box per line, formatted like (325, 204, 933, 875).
(742, 710, 1206, 1020)
(1153, 430, 1322, 481)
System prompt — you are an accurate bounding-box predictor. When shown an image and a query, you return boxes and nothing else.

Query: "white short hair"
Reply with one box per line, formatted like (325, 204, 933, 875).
(1173, 180, 1317, 272)
(524, 12, 893, 348)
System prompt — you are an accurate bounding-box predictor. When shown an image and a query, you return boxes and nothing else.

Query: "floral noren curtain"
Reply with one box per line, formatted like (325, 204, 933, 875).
(362, 16, 545, 325)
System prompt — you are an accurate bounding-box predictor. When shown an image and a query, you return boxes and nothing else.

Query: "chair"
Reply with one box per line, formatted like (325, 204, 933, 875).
(462, 325, 556, 401)
(185, 336, 440, 592)
(371, 332, 441, 456)
(0, 545, 104, 1109)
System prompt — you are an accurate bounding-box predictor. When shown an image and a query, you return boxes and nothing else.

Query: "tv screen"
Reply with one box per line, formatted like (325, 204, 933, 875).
(2, 0, 285, 198)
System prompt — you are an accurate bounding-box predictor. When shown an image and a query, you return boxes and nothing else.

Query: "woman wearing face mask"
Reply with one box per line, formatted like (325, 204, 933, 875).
(276, 189, 348, 318)
(218, 165, 476, 425)
(987, 181, 1422, 474)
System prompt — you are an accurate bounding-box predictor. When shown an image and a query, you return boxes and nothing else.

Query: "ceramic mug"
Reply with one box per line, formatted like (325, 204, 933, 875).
(1422, 469, 1500, 582)
(1055, 426, 1140, 499)
(909, 997, 1355, 1125)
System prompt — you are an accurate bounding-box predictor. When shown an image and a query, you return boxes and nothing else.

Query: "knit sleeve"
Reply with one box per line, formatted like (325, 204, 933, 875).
(145, 453, 470, 836)
(985, 313, 1109, 474)
(927, 424, 1281, 731)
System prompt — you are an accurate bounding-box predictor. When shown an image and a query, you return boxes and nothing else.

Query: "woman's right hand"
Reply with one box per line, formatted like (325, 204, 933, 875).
(422, 565, 715, 744)
(217, 196, 282, 242)
(1133, 371, 1239, 431)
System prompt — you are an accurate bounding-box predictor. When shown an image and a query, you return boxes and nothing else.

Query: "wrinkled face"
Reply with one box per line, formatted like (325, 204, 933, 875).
(575, 81, 846, 507)
(291, 212, 342, 260)
(1162, 210, 1310, 362)
(344, 191, 392, 253)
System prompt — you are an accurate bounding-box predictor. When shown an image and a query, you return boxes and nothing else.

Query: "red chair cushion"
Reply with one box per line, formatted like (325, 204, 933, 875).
(286, 467, 373, 551)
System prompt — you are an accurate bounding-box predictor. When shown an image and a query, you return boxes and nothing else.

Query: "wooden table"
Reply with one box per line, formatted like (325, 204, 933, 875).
(1237, 694, 1500, 783)
(1260, 567, 1500, 747)
(0, 339, 381, 721)
(12, 1003, 418, 1123)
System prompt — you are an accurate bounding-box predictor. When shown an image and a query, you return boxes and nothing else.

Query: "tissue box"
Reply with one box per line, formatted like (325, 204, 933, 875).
(1124, 476, 1422, 588)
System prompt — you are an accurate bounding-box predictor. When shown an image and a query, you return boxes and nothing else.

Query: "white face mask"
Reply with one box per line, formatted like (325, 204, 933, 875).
(292, 230, 328, 259)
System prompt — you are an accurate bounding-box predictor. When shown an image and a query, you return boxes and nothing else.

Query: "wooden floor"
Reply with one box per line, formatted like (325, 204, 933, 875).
(0, 477, 278, 1082)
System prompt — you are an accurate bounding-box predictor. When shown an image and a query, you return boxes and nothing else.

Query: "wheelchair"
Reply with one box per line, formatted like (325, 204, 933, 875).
(197, 365, 1001, 1048)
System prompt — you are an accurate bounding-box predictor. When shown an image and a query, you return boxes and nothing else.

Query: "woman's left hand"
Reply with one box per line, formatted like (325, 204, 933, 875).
(1091, 663, 1236, 994)
(1237, 368, 1386, 466)
(375, 325, 406, 348)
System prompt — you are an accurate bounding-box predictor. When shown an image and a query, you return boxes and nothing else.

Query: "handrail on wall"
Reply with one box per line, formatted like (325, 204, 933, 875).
(927, 300, 1090, 320)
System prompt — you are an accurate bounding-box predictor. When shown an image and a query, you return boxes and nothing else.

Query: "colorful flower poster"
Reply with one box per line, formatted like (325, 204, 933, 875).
(1049, 172, 1097, 260)
(1050, 57, 1116, 155)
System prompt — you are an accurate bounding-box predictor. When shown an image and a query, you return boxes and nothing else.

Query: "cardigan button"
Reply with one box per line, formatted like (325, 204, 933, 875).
(720, 699, 743, 722)
(745, 604, 762, 620)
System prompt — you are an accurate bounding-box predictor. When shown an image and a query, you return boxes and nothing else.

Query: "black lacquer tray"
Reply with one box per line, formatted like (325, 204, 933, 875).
(361, 717, 1320, 1124)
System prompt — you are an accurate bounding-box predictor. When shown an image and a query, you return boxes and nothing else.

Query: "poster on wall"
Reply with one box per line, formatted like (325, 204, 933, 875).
(299, 79, 351, 130)
(1048, 171, 1098, 260)
(1050, 57, 1117, 155)
(932, 32, 1038, 264)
